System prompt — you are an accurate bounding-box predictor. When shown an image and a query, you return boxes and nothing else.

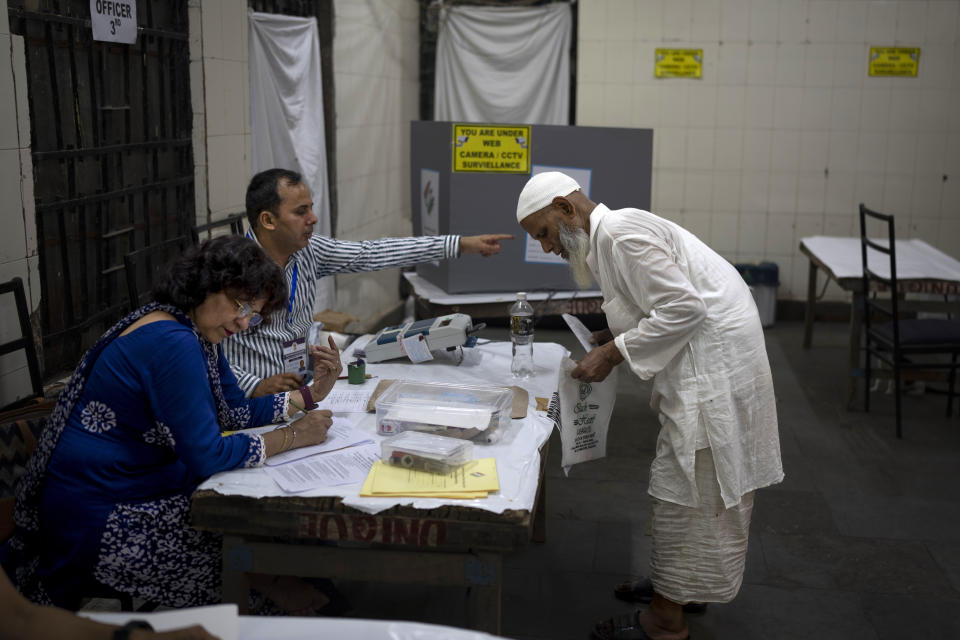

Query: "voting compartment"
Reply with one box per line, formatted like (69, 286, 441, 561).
(411, 121, 653, 293)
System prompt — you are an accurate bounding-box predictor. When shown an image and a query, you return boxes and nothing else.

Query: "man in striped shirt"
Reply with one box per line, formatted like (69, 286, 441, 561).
(223, 168, 512, 397)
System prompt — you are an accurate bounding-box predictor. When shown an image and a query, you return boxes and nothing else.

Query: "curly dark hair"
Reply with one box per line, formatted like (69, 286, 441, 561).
(246, 168, 302, 229)
(152, 235, 286, 320)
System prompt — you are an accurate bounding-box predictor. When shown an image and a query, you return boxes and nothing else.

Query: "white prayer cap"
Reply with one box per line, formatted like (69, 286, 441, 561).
(516, 171, 581, 223)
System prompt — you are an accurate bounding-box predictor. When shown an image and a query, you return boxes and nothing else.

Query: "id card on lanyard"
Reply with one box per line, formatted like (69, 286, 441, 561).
(282, 337, 309, 377)
(281, 263, 309, 377)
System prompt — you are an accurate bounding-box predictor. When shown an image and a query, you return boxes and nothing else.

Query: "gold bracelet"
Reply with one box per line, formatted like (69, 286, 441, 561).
(288, 424, 297, 450)
(278, 427, 289, 452)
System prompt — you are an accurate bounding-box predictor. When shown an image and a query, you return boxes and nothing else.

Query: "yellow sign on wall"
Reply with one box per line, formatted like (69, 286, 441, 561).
(655, 49, 703, 79)
(868, 47, 920, 77)
(452, 124, 531, 173)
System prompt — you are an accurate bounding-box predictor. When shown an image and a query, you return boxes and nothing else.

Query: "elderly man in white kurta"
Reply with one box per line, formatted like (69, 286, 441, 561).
(516, 172, 783, 640)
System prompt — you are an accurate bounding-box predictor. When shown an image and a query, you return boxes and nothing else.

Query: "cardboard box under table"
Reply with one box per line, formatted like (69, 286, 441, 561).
(190, 339, 567, 633)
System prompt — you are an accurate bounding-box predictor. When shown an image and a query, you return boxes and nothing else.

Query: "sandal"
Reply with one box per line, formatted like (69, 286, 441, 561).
(613, 578, 708, 613)
(591, 610, 691, 640)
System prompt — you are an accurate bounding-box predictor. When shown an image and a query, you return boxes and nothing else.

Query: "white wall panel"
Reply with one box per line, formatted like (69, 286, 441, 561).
(574, 0, 959, 302)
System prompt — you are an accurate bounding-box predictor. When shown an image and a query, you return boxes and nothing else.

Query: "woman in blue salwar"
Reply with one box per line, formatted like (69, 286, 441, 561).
(1, 235, 342, 612)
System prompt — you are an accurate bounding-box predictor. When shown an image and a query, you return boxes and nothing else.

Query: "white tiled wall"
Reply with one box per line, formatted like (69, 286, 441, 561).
(0, 0, 42, 406)
(192, 0, 251, 221)
(577, 0, 960, 301)
(332, 0, 421, 323)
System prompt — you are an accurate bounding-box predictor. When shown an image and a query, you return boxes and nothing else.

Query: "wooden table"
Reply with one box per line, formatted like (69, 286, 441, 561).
(191, 444, 547, 634)
(799, 236, 960, 408)
(191, 340, 565, 634)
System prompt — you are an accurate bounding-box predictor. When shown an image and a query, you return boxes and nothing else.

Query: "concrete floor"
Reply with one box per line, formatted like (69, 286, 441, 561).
(339, 320, 960, 639)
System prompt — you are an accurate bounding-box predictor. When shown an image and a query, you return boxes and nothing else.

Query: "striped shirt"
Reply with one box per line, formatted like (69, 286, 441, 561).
(223, 233, 461, 395)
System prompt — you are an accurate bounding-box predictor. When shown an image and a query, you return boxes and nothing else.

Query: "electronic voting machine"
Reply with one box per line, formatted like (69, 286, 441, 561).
(362, 314, 483, 363)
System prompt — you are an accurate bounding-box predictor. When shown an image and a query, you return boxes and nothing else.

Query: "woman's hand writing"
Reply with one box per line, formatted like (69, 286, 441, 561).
(263, 410, 332, 458)
(291, 410, 333, 447)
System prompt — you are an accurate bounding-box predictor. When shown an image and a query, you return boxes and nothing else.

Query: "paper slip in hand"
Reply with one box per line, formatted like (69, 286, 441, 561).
(562, 313, 595, 353)
(265, 442, 380, 492)
(265, 418, 372, 466)
(314, 388, 375, 412)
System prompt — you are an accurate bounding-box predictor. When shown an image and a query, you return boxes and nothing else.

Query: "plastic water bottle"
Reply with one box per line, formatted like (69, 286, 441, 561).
(510, 292, 535, 378)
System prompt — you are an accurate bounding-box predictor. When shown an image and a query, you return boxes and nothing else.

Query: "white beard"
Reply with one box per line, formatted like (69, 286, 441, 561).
(558, 222, 594, 289)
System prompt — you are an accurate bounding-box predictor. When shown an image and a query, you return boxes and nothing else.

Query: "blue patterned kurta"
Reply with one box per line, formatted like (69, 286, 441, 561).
(4, 312, 286, 609)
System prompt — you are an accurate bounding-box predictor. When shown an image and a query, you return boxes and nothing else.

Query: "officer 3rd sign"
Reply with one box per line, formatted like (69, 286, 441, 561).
(452, 124, 531, 174)
(90, 0, 138, 44)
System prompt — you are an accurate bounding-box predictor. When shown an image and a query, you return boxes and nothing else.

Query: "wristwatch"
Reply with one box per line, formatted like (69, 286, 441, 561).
(112, 620, 153, 640)
(299, 384, 318, 410)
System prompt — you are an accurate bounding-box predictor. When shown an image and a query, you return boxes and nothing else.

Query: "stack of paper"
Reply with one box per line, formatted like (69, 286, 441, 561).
(360, 457, 499, 499)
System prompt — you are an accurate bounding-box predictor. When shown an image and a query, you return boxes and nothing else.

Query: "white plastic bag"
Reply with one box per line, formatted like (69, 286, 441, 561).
(557, 357, 618, 475)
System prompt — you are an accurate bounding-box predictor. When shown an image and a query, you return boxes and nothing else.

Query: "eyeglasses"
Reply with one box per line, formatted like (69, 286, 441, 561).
(234, 299, 263, 327)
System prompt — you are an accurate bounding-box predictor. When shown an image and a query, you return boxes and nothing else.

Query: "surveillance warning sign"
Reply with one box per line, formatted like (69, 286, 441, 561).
(868, 47, 920, 77)
(452, 124, 531, 174)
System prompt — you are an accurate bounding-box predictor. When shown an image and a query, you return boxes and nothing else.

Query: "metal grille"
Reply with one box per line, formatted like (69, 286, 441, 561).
(8, 0, 194, 376)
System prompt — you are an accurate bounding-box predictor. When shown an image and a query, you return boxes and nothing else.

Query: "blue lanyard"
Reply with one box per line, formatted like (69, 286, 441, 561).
(287, 263, 299, 325)
(246, 230, 298, 326)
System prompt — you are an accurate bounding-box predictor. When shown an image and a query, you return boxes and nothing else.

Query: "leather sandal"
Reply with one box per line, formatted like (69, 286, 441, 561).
(613, 577, 708, 614)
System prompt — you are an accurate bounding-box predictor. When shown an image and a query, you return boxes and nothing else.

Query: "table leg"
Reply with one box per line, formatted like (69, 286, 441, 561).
(532, 476, 547, 543)
(532, 439, 549, 543)
(221, 534, 251, 613)
(466, 552, 502, 634)
(845, 291, 864, 410)
(803, 260, 818, 349)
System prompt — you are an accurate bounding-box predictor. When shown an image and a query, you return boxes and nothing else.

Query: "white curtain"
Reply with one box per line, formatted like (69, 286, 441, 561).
(434, 3, 572, 125)
(249, 11, 333, 310)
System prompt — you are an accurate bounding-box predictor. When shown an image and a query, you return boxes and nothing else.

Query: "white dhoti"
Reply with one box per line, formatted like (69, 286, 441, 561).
(649, 448, 754, 604)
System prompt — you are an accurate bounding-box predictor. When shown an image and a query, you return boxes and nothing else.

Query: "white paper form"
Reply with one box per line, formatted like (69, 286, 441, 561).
(265, 418, 371, 466)
(314, 388, 374, 412)
(562, 313, 595, 353)
(265, 442, 380, 492)
(81, 605, 237, 640)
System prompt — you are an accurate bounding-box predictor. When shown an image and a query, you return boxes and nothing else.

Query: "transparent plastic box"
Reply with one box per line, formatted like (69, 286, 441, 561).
(381, 431, 474, 475)
(374, 380, 514, 443)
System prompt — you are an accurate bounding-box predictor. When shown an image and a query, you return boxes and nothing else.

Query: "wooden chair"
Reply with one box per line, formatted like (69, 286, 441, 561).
(859, 204, 960, 438)
(0, 277, 43, 410)
(0, 403, 47, 542)
(0, 399, 146, 612)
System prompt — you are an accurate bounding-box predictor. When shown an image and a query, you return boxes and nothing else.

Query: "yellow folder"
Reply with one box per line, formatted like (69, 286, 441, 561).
(360, 457, 499, 499)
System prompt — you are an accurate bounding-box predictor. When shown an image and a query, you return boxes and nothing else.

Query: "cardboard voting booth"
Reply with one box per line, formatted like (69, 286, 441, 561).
(410, 121, 654, 294)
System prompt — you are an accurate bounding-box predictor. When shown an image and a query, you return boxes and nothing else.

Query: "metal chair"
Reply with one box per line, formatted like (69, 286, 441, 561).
(859, 204, 960, 438)
(191, 212, 245, 243)
(0, 277, 43, 410)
